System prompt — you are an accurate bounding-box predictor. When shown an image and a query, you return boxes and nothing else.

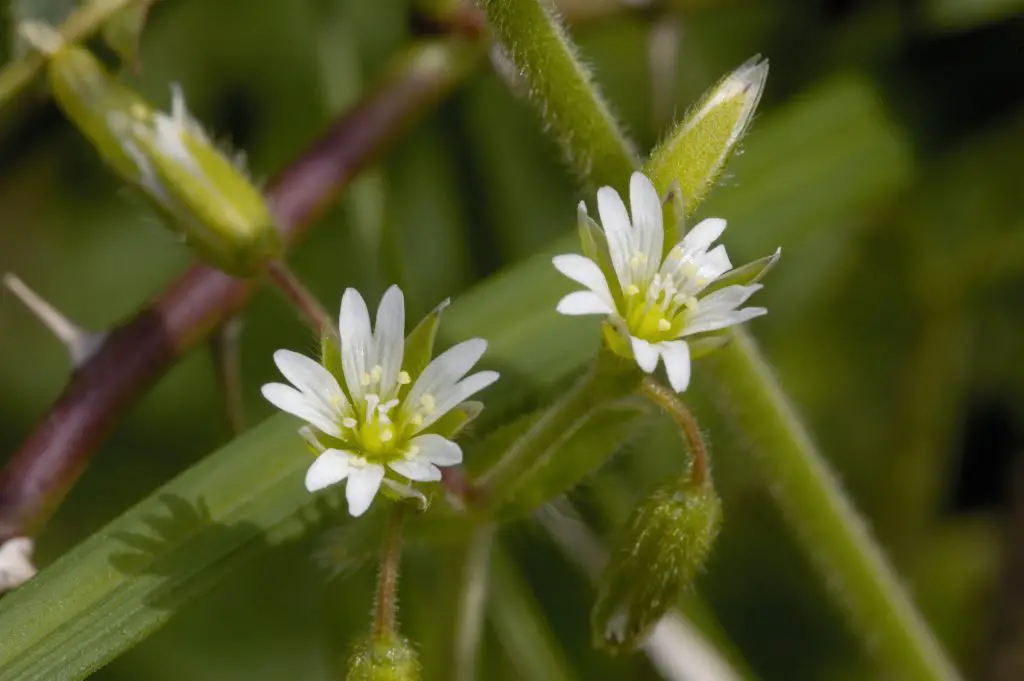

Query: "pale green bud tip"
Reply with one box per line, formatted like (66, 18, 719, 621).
(592, 480, 722, 654)
(346, 634, 421, 681)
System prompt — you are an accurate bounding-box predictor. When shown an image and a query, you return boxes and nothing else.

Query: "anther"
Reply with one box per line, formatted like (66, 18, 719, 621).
(657, 318, 672, 331)
(420, 394, 436, 413)
(397, 371, 411, 385)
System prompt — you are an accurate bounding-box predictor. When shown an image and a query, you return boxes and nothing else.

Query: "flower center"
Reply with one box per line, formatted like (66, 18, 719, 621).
(621, 251, 707, 342)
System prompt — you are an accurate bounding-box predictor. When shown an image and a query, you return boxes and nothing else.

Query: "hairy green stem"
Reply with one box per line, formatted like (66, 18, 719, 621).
(476, 0, 959, 678)
(706, 333, 960, 681)
(475, 0, 638, 190)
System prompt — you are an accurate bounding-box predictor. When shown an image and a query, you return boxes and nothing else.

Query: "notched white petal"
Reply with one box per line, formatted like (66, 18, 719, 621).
(305, 449, 354, 492)
(628, 172, 663, 279)
(682, 217, 727, 253)
(411, 433, 463, 466)
(552, 254, 615, 304)
(630, 336, 660, 373)
(389, 459, 442, 482)
(374, 285, 406, 394)
(347, 464, 385, 516)
(658, 340, 691, 393)
(339, 287, 373, 399)
(261, 383, 342, 437)
(557, 291, 614, 316)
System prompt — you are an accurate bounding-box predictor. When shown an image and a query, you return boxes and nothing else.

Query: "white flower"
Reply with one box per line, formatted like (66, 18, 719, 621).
(0, 537, 37, 594)
(261, 286, 499, 516)
(553, 171, 771, 393)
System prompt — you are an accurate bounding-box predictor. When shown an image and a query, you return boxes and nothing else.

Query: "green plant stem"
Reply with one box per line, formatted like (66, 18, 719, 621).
(476, 1, 959, 678)
(706, 333, 960, 681)
(373, 505, 407, 639)
(0, 0, 136, 109)
(455, 525, 495, 681)
(475, 0, 637, 190)
(640, 377, 710, 487)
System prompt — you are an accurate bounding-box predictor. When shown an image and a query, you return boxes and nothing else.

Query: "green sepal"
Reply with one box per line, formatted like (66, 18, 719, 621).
(592, 479, 723, 654)
(577, 202, 624, 311)
(401, 298, 449, 395)
(426, 400, 483, 440)
(660, 179, 685, 257)
(321, 332, 345, 388)
(701, 247, 781, 296)
(687, 333, 733, 360)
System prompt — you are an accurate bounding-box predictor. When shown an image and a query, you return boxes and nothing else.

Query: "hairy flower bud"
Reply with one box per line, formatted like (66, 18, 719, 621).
(346, 633, 421, 681)
(592, 479, 723, 654)
(21, 21, 282, 277)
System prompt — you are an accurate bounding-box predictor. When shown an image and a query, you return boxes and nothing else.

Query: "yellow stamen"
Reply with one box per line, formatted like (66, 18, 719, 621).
(397, 371, 411, 385)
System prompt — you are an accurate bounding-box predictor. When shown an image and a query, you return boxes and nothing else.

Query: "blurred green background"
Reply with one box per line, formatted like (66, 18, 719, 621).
(1, 0, 1023, 679)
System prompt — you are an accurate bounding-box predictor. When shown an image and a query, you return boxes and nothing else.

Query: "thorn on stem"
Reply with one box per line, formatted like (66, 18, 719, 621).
(3, 273, 105, 367)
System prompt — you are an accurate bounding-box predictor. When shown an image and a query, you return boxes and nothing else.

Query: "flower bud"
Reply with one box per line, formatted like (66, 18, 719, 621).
(21, 22, 282, 277)
(346, 633, 421, 681)
(592, 479, 722, 654)
(644, 56, 768, 213)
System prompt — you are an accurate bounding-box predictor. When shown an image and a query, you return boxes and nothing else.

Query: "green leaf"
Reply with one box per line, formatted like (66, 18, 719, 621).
(402, 297, 449, 388)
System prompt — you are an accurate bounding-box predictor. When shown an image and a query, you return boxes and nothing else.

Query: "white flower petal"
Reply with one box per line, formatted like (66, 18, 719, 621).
(410, 433, 463, 466)
(339, 288, 373, 400)
(380, 479, 428, 509)
(305, 449, 353, 492)
(698, 244, 732, 282)
(406, 338, 487, 411)
(684, 307, 767, 336)
(374, 285, 406, 395)
(552, 254, 616, 305)
(630, 336, 660, 373)
(261, 383, 342, 437)
(346, 464, 385, 516)
(596, 185, 633, 285)
(658, 340, 691, 393)
(629, 172, 663, 281)
(424, 371, 500, 431)
(556, 291, 614, 316)
(696, 284, 762, 316)
(388, 459, 442, 482)
(681, 217, 727, 253)
(273, 349, 346, 411)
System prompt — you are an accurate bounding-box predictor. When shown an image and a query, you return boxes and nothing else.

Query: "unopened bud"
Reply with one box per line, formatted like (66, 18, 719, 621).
(21, 22, 282, 277)
(346, 633, 421, 681)
(645, 56, 768, 213)
(592, 479, 722, 654)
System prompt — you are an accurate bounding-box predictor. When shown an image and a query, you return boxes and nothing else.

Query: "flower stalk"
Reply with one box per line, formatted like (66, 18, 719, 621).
(640, 377, 709, 487)
(263, 260, 335, 340)
(373, 505, 407, 639)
